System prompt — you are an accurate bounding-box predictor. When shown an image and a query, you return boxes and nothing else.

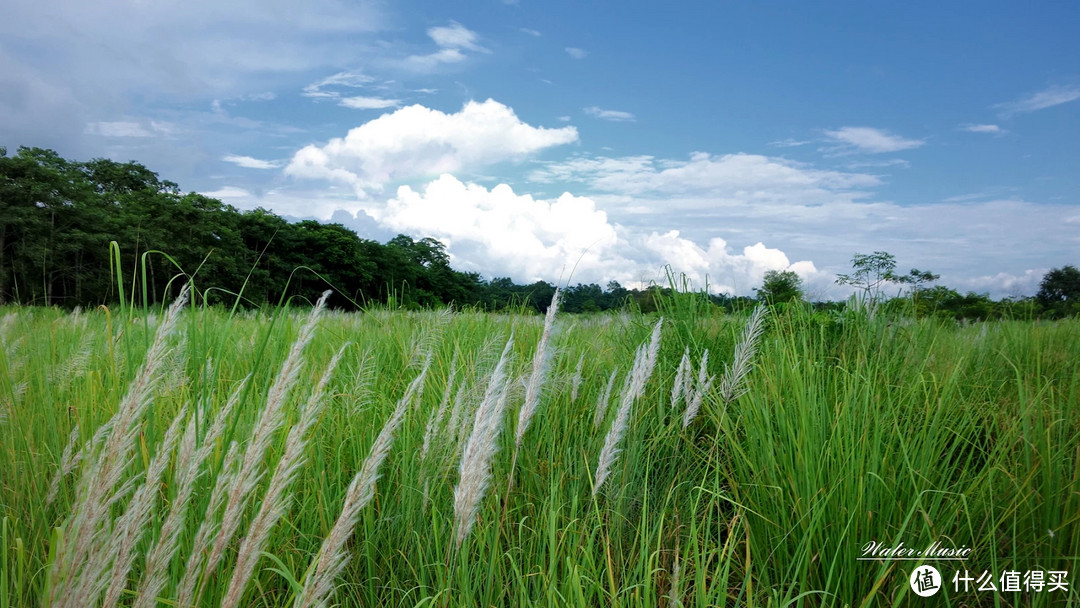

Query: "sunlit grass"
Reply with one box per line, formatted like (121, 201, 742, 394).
(0, 297, 1077, 607)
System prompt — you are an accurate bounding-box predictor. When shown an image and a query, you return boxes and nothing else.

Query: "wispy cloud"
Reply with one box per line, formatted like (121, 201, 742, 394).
(222, 154, 281, 169)
(339, 96, 400, 110)
(822, 126, 924, 154)
(303, 71, 375, 99)
(769, 138, 811, 148)
(565, 47, 588, 59)
(396, 22, 487, 72)
(520, 28, 541, 37)
(960, 123, 1004, 134)
(995, 85, 1080, 116)
(84, 121, 175, 138)
(427, 21, 488, 53)
(584, 106, 635, 122)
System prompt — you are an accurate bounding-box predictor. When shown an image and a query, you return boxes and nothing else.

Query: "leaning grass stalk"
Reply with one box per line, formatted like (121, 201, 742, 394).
(453, 336, 514, 549)
(46, 425, 82, 506)
(503, 289, 560, 506)
(99, 404, 187, 608)
(593, 368, 619, 429)
(670, 347, 690, 411)
(193, 290, 330, 606)
(221, 344, 346, 608)
(174, 441, 241, 608)
(593, 318, 662, 497)
(569, 352, 584, 402)
(134, 376, 247, 608)
(295, 356, 430, 608)
(717, 306, 767, 405)
(682, 349, 715, 428)
(47, 284, 189, 608)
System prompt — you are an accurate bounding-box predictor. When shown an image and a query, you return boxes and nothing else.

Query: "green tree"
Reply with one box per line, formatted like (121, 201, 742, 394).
(836, 251, 902, 301)
(755, 269, 803, 304)
(1036, 265, 1080, 317)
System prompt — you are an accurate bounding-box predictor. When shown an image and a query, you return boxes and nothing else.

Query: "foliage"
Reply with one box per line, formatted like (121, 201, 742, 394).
(835, 250, 903, 301)
(1037, 265, 1080, 318)
(754, 269, 803, 304)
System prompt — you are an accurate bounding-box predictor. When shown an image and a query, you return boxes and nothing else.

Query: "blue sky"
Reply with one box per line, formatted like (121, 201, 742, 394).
(2, 0, 1078, 297)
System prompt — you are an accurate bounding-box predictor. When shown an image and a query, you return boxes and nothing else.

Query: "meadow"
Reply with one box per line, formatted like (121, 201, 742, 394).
(1, 288, 1078, 607)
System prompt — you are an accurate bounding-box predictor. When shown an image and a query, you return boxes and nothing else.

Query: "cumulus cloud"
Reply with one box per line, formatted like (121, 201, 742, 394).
(339, 96, 400, 110)
(371, 174, 815, 290)
(822, 126, 925, 154)
(584, 106, 636, 122)
(995, 85, 1080, 116)
(222, 154, 281, 169)
(285, 99, 578, 195)
(565, 47, 588, 59)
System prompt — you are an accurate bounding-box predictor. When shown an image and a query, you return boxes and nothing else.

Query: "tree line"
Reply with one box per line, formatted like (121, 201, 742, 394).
(2, 146, 1076, 318)
(0, 147, 726, 313)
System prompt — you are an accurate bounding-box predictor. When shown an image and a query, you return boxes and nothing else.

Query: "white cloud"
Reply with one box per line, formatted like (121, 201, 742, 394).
(371, 174, 815, 290)
(770, 138, 811, 148)
(565, 47, 588, 59)
(960, 123, 1004, 134)
(584, 106, 636, 122)
(222, 154, 281, 169)
(84, 121, 152, 137)
(530, 152, 879, 199)
(995, 85, 1080, 116)
(285, 99, 578, 195)
(394, 21, 487, 72)
(201, 186, 254, 199)
(303, 71, 375, 98)
(339, 96, 400, 110)
(520, 28, 542, 37)
(427, 22, 488, 53)
(84, 120, 176, 138)
(822, 126, 925, 154)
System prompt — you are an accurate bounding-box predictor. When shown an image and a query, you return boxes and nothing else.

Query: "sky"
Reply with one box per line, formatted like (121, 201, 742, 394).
(2, 0, 1078, 298)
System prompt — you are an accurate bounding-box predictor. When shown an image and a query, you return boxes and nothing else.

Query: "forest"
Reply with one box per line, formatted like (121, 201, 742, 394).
(1, 146, 1076, 318)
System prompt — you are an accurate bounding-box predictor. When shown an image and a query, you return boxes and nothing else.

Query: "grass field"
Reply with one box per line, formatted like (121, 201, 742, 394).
(1, 290, 1078, 607)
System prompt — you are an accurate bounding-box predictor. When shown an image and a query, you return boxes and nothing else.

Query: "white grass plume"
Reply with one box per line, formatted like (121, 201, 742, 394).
(134, 374, 245, 608)
(593, 318, 662, 497)
(681, 349, 716, 428)
(295, 355, 431, 608)
(515, 288, 559, 451)
(221, 343, 346, 608)
(718, 306, 768, 405)
(670, 347, 691, 410)
(48, 284, 189, 608)
(46, 424, 82, 506)
(99, 404, 186, 608)
(453, 336, 514, 549)
(174, 441, 241, 608)
(193, 290, 330, 606)
(593, 368, 619, 429)
(569, 352, 584, 402)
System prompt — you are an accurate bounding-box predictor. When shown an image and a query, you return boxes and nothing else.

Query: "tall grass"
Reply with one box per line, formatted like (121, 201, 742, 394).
(0, 294, 1077, 606)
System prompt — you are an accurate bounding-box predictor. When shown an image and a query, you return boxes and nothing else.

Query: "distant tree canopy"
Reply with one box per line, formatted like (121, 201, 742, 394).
(0, 147, 751, 313)
(755, 270, 803, 304)
(1, 147, 1075, 319)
